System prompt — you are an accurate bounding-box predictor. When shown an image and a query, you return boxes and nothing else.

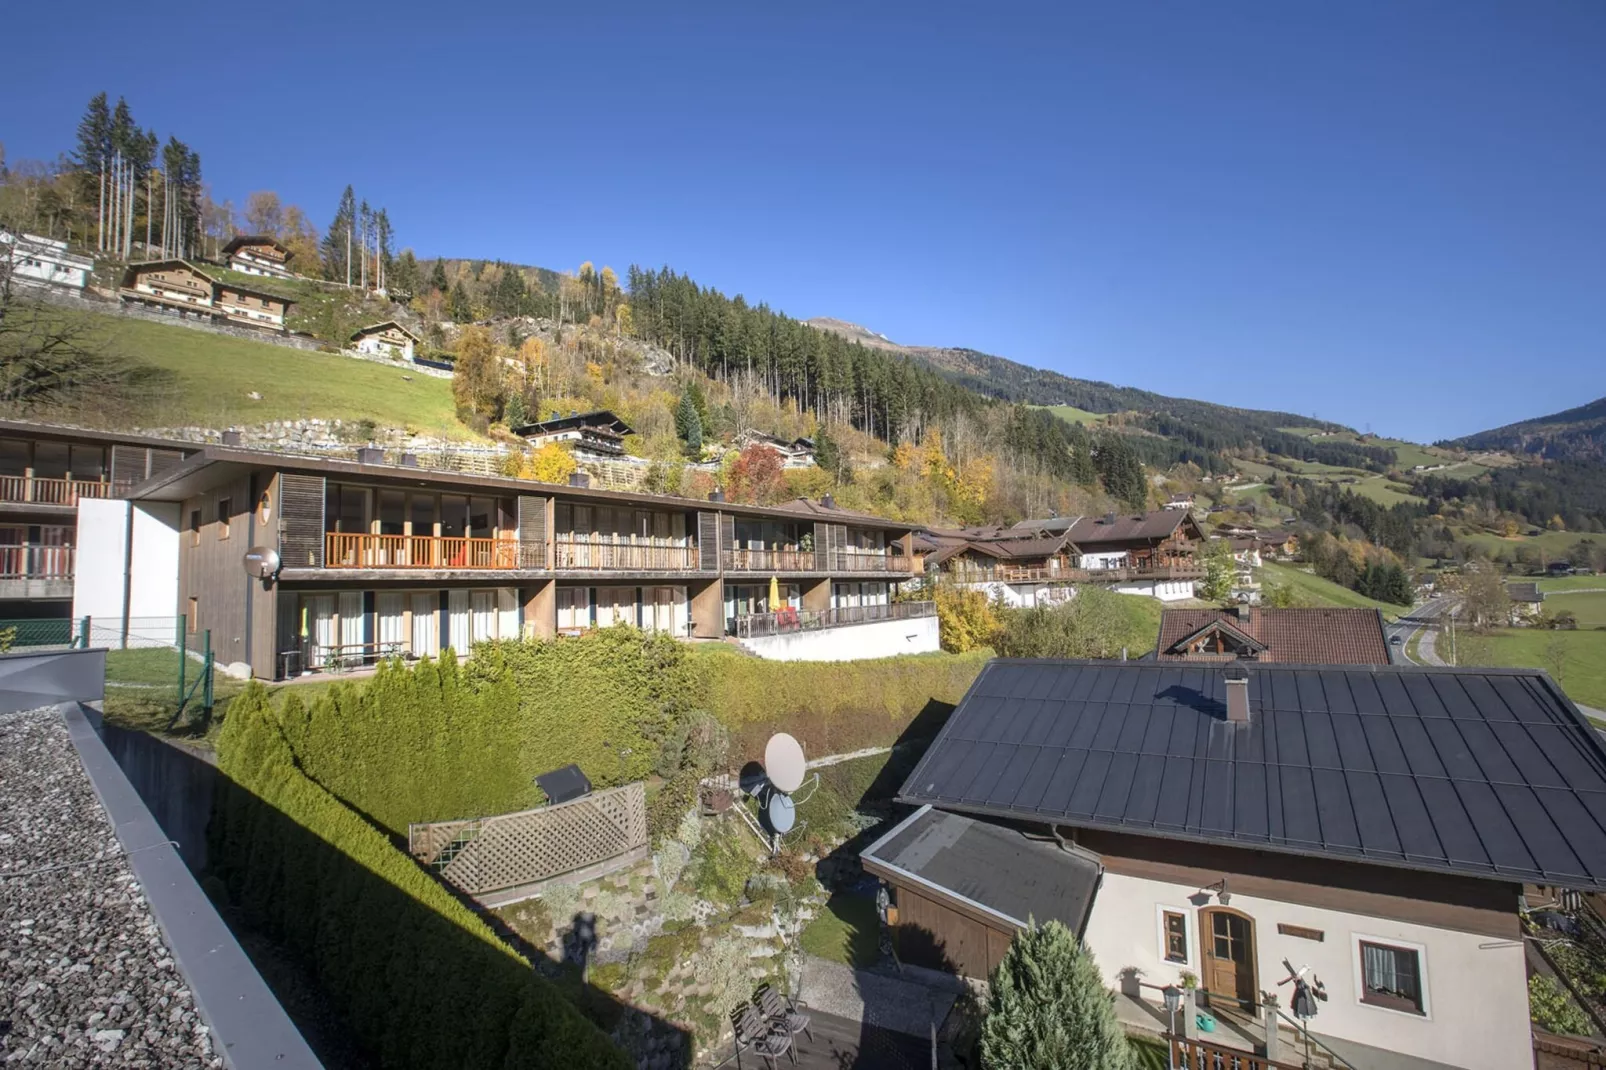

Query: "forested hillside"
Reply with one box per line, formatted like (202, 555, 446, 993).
(1447, 396, 1606, 463)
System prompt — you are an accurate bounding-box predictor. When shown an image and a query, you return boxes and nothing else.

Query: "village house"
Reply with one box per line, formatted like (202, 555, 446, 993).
(119, 260, 294, 333)
(1154, 606, 1393, 664)
(513, 410, 635, 460)
(221, 234, 296, 279)
(349, 320, 420, 360)
(1505, 581, 1545, 623)
(868, 659, 1604, 1070)
(72, 445, 932, 678)
(734, 429, 817, 468)
(1, 230, 94, 291)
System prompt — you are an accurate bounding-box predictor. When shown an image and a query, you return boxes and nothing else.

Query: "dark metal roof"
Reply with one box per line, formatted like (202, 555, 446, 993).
(1066, 510, 1202, 547)
(512, 409, 633, 437)
(861, 805, 1103, 933)
(899, 659, 1606, 890)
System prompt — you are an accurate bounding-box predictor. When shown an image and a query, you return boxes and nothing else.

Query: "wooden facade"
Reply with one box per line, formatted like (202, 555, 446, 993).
(222, 236, 295, 279)
(350, 321, 419, 358)
(119, 259, 294, 334)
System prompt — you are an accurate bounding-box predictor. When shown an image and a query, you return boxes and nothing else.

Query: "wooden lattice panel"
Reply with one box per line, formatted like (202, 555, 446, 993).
(410, 782, 646, 895)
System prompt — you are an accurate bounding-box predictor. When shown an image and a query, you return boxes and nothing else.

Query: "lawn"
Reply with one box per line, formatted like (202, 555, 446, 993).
(1256, 562, 1406, 620)
(1346, 476, 1426, 507)
(1540, 575, 1606, 594)
(1458, 528, 1588, 559)
(1540, 591, 1606, 629)
(1037, 404, 1107, 426)
(1114, 592, 1165, 657)
(1462, 629, 1606, 712)
(797, 892, 880, 968)
(59, 309, 474, 438)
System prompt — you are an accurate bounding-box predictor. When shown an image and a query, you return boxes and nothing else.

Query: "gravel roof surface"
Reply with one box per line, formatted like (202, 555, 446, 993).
(0, 707, 221, 1067)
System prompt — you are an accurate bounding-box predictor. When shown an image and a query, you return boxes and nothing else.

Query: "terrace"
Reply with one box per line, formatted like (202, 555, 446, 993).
(732, 600, 936, 639)
(324, 532, 523, 570)
(0, 474, 117, 507)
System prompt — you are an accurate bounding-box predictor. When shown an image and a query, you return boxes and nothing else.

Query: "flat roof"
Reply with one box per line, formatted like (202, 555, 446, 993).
(862, 805, 1103, 933)
(0, 418, 198, 452)
(899, 659, 1606, 891)
(125, 445, 916, 531)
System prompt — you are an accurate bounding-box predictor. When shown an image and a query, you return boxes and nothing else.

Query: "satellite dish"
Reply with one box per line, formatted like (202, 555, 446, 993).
(765, 792, 796, 834)
(764, 733, 806, 793)
(243, 546, 281, 579)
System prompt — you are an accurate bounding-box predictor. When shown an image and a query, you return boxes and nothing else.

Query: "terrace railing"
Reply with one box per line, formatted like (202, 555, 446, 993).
(723, 547, 816, 571)
(834, 549, 893, 572)
(553, 537, 700, 571)
(0, 545, 74, 579)
(733, 600, 935, 639)
(0, 475, 115, 506)
(324, 532, 519, 570)
(951, 563, 1204, 585)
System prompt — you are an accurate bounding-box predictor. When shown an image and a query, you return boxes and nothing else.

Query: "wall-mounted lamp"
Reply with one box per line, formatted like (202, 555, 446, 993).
(1204, 878, 1231, 906)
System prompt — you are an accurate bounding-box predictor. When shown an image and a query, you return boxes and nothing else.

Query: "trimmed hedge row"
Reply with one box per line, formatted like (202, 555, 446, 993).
(695, 649, 991, 757)
(211, 684, 631, 1070)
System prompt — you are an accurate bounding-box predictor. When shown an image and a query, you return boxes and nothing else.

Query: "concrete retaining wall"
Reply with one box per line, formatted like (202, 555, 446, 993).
(738, 615, 941, 662)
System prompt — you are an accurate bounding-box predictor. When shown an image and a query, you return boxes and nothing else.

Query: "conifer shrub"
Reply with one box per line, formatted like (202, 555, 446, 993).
(210, 684, 631, 1070)
(981, 921, 1132, 1070)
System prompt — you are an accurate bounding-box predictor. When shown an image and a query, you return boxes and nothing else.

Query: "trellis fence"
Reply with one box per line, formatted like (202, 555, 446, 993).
(408, 782, 648, 907)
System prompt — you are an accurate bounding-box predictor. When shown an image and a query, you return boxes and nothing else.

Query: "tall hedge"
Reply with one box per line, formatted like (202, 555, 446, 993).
(210, 683, 631, 1070)
(695, 649, 990, 757)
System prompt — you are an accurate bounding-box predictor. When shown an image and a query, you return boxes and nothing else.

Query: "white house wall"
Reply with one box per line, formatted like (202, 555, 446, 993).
(1111, 579, 1197, 602)
(72, 499, 181, 647)
(739, 615, 940, 661)
(1083, 869, 1530, 1070)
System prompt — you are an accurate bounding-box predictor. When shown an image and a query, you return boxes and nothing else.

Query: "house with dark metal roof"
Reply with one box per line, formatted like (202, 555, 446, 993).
(1505, 581, 1545, 623)
(511, 409, 635, 458)
(866, 658, 1601, 1070)
(1155, 607, 1392, 665)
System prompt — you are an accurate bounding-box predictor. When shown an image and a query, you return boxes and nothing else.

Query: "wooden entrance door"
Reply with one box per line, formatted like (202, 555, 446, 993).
(1200, 908, 1256, 1016)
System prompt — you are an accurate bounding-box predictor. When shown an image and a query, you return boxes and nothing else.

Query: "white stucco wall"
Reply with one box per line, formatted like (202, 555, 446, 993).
(1082, 870, 1530, 1070)
(72, 499, 180, 647)
(738, 615, 941, 661)
(1111, 578, 1197, 602)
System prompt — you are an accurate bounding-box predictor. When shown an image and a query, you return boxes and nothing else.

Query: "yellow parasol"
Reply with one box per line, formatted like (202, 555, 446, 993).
(769, 575, 781, 612)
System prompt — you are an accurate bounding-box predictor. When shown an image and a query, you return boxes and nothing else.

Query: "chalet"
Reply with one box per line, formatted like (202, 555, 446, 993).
(734, 429, 817, 468)
(1155, 606, 1392, 664)
(1064, 509, 1206, 600)
(870, 659, 1605, 1070)
(119, 260, 294, 333)
(74, 447, 932, 678)
(1164, 493, 1194, 511)
(221, 235, 296, 279)
(1505, 581, 1544, 623)
(350, 321, 420, 360)
(1, 230, 94, 291)
(513, 410, 634, 459)
(0, 421, 194, 622)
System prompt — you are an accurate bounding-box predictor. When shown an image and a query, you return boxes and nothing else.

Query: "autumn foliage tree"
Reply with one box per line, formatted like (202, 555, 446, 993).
(727, 445, 786, 505)
(451, 326, 506, 427)
(520, 443, 577, 485)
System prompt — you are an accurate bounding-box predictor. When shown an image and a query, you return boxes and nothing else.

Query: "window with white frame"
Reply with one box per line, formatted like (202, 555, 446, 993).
(1356, 936, 1427, 1016)
(557, 587, 590, 631)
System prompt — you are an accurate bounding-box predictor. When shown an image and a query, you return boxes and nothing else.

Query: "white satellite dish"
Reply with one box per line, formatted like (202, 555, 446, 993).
(764, 733, 806, 793)
(766, 792, 796, 834)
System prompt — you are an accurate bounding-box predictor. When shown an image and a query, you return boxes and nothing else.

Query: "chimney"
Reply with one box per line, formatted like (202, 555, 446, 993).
(399, 452, 419, 468)
(1224, 665, 1251, 724)
(220, 429, 242, 447)
(1103, 511, 1116, 525)
(356, 446, 384, 465)
(1235, 604, 1251, 623)
(821, 493, 836, 510)
(708, 487, 725, 503)
(569, 471, 591, 488)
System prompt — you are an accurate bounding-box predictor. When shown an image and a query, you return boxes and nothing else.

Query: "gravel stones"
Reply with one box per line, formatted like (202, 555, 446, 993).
(0, 707, 221, 1067)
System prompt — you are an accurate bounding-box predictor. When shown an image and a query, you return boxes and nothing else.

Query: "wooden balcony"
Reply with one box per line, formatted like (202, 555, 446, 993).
(834, 550, 894, 572)
(324, 532, 520, 570)
(0, 545, 74, 579)
(724, 547, 816, 572)
(951, 563, 1203, 585)
(0, 475, 115, 506)
(733, 601, 935, 639)
(553, 537, 700, 571)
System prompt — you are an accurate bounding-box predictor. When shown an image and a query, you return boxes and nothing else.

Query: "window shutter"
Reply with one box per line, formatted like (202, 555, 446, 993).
(697, 511, 720, 571)
(720, 515, 735, 561)
(109, 445, 145, 489)
(279, 473, 325, 568)
(147, 448, 184, 479)
(517, 494, 547, 568)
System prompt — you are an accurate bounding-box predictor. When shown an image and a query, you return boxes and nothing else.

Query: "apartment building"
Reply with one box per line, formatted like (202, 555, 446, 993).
(77, 446, 932, 678)
(221, 235, 296, 279)
(119, 260, 294, 333)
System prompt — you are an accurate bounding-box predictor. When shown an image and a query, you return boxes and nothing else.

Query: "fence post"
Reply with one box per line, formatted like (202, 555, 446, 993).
(176, 614, 186, 709)
(203, 629, 214, 712)
(78, 615, 90, 649)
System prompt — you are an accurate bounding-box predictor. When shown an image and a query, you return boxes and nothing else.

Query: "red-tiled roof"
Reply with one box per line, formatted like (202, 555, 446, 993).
(1156, 607, 1391, 665)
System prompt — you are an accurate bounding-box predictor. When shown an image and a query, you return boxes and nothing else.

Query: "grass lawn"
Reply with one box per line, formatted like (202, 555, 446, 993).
(1037, 404, 1107, 426)
(1114, 592, 1165, 656)
(1540, 591, 1606, 629)
(1540, 575, 1606, 594)
(1462, 629, 1606, 712)
(798, 892, 880, 968)
(1458, 528, 1588, 559)
(59, 310, 474, 438)
(1231, 458, 1277, 480)
(1347, 476, 1426, 507)
(1256, 563, 1407, 620)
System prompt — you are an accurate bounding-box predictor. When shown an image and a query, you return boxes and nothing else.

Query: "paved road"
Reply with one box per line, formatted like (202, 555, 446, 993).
(1389, 596, 1457, 666)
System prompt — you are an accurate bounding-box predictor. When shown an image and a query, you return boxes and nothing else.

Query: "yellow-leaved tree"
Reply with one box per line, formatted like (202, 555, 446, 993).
(522, 443, 577, 485)
(934, 583, 999, 653)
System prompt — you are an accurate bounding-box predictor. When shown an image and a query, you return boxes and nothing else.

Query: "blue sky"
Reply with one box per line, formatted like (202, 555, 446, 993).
(4, 2, 1603, 443)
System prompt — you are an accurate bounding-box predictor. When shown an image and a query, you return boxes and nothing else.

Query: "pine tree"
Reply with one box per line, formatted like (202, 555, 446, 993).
(73, 93, 112, 249)
(321, 185, 357, 282)
(449, 281, 474, 324)
(429, 259, 449, 294)
(675, 392, 703, 457)
(980, 921, 1132, 1070)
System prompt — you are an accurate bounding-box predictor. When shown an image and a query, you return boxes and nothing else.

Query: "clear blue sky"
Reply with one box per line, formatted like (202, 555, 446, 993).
(4, 2, 1603, 443)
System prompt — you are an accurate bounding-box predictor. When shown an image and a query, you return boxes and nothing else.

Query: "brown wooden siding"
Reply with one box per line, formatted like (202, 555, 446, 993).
(697, 512, 720, 571)
(176, 474, 259, 671)
(892, 884, 1015, 979)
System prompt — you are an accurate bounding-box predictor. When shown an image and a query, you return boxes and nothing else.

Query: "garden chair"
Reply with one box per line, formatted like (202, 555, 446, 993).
(754, 982, 813, 1043)
(730, 1002, 795, 1068)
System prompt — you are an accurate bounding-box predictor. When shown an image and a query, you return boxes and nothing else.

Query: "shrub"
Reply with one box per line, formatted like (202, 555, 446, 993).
(1530, 974, 1592, 1036)
(934, 582, 1000, 653)
(210, 684, 630, 1070)
(981, 920, 1132, 1070)
(647, 772, 699, 847)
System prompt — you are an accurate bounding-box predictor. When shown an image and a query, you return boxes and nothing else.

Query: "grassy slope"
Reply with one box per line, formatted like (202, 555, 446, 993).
(75, 310, 473, 437)
(1114, 592, 1166, 656)
(1257, 562, 1405, 619)
(1540, 576, 1606, 593)
(1458, 528, 1588, 558)
(1346, 476, 1426, 507)
(1037, 404, 1107, 426)
(1470, 630, 1606, 712)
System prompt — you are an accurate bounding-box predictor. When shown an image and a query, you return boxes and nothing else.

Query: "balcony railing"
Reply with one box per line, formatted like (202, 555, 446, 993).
(951, 563, 1204, 584)
(553, 537, 700, 571)
(724, 547, 816, 572)
(0, 545, 74, 579)
(733, 601, 935, 639)
(834, 550, 896, 572)
(324, 532, 520, 570)
(0, 475, 115, 506)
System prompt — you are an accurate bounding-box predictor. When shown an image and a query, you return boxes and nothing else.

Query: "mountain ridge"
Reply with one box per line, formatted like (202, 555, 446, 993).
(1447, 396, 1606, 463)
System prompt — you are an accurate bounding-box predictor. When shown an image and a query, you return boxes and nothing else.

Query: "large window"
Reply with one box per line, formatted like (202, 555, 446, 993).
(1359, 940, 1425, 1015)
(557, 587, 591, 631)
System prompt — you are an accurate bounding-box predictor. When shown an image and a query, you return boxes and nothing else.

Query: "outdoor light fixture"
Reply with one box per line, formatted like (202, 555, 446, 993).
(1162, 984, 1183, 1070)
(1162, 984, 1182, 1016)
(1202, 878, 1231, 905)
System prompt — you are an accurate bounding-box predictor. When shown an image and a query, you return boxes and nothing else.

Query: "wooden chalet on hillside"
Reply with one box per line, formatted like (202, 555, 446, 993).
(119, 260, 294, 333)
(350, 321, 420, 360)
(512, 410, 634, 459)
(1154, 606, 1393, 664)
(221, 235, 296, 279)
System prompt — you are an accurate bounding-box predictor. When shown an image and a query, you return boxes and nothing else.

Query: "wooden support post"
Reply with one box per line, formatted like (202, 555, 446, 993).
(523, 580, 555, 640)
(802, 576, 832, 613)
(689, 578, 724, 639)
